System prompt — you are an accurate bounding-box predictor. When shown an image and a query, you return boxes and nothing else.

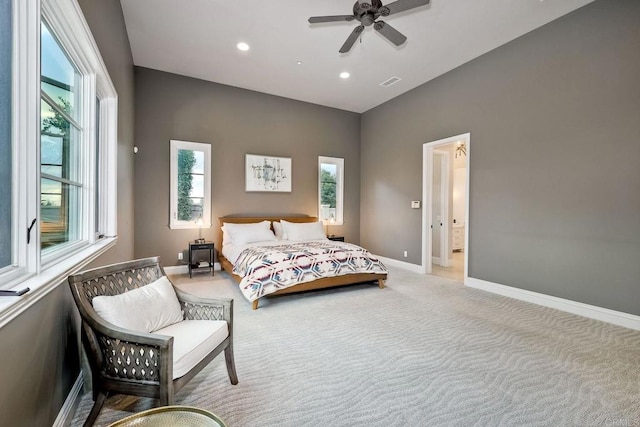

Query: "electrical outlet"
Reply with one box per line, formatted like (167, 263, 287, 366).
(403, 250, 408, 258)
(178, 252, 183, 260)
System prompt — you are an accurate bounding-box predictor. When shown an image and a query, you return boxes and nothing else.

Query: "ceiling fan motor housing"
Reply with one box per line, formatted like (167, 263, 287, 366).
(353, 0, 386, 26)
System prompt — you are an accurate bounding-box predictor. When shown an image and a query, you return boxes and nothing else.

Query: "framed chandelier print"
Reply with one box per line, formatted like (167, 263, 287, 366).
(245, 154, 292, 192)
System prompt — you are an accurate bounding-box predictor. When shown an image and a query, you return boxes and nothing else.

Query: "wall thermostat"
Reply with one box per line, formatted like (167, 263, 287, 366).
(411, 201, 421, 209)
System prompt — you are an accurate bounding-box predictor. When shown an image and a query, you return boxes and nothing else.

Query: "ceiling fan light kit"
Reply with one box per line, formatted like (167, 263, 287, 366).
(308, 0, 430, 53)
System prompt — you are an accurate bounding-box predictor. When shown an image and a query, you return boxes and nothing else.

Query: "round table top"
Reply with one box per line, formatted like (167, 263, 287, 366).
(108, 406, 227, 427)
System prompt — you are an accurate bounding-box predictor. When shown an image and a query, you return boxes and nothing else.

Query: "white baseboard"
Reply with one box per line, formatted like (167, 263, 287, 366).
(164, 262, 221, 276)
(377, 255, 425, 274)
(466, 277, 640, 331)
(53, 374, 83, 427)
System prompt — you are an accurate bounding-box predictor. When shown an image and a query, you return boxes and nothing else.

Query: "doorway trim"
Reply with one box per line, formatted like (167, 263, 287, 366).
(422, 132, 470, 278)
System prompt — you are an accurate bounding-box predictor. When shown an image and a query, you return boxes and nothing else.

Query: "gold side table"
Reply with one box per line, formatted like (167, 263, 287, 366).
(108, 406, 227, 427)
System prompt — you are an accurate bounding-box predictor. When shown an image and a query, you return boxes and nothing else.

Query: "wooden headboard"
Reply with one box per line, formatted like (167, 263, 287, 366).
(217, 216, 318, 251)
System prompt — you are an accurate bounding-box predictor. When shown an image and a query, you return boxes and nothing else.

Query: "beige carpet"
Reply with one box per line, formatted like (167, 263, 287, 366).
(71, 267, 640, 426)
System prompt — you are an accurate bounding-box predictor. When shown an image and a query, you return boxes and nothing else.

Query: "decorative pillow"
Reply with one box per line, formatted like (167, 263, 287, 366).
(272, 221, 287, 240)
(222, 220, 276, 245)
(92, 276, 184, 333)
(221, 225, 231, 246)
(280, 220, 327, 241)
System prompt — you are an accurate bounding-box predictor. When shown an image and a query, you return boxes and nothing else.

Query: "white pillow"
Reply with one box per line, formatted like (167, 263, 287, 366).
(272, 221, 287, 240)
(222, 220, 276, 245)
(221, 225, 231, 246)
(92, 276, 184, 333)
(280, 220, 327, 241)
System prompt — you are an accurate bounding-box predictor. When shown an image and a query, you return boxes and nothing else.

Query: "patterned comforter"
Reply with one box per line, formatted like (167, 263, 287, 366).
(232, 241, 387, 302)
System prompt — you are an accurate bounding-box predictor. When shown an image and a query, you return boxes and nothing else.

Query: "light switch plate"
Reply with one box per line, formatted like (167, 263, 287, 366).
(411, 200, 421, 209)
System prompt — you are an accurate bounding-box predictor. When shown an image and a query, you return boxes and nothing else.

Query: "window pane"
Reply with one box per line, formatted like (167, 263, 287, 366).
(41, 22, 79, 121)
(318, 157, 344, 225)
(177, 149, 205, 221)
(320, 164, 337, 221)
(41, 21, 82, 251)
(189, 198, 204, 221)
(190, 174, 204, 198)
(192, 150, 204, 174)
(41, 178, 79, 249)
(0, 0, 11, 268)
(41, 95, 64, 177)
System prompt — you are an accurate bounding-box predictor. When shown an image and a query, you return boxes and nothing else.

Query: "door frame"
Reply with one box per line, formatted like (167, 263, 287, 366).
(422, 132, 470, 276)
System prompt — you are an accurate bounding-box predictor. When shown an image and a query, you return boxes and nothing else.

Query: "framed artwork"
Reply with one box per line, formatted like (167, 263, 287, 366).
(245, 154, 292, 192)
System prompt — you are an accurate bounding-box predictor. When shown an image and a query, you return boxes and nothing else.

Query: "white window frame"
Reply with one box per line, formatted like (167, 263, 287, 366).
(39, 0, 118, 263)
(318, 156, 344, 226)
(0, 0, 118, 325)
(169, 140, 211, 230)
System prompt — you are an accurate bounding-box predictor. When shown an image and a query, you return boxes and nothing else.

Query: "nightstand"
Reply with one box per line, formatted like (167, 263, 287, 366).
(327, 236, 344, 242)
(188, 241, 214, 278)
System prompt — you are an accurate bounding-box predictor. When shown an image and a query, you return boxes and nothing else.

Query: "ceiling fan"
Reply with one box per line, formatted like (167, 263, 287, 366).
(308, 0, 431, 53)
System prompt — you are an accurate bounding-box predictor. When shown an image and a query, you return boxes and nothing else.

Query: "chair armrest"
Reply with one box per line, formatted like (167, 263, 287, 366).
(174, 288, 233, 323)
(80, 309, 173, 382)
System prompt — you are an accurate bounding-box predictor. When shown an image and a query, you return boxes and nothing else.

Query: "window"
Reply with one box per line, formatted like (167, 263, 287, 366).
(40, 21, 82, 250)
(318, 156, 344, 225)
(0, 0, 117, 295)
(170, 140, 211, 229)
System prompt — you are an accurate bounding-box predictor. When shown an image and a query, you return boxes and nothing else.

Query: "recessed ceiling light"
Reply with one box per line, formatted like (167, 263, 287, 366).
(296, 60, 303, 65)
(340, 72, 350, 79)
(236, 42, 250, 51)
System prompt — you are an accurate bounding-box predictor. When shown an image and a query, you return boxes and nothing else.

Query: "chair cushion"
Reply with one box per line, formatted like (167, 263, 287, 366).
(153, 320, 229, 379)
(92, 276, 183, 333)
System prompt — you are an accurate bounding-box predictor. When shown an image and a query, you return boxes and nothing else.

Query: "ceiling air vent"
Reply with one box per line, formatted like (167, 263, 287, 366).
(380, 76, 401, 87)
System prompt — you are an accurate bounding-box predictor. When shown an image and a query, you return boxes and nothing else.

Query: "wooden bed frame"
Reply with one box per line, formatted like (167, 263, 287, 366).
(218, 216, 387, 310)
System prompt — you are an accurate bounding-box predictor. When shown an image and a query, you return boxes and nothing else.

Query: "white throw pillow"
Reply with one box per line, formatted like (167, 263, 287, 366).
(223, 220, 276, 245)
(280, 220, 327, 241)
(92, 276, 184, 333)
(221, 225, 231, 246)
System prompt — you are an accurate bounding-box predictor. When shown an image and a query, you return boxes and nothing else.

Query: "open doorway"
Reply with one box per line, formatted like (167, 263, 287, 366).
(422, 133, 470, 282)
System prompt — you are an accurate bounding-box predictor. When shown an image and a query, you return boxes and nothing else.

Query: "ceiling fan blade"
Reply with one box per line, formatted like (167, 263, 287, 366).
(309, 15, 355, 24)
(381, 0, 430, 16)
(339, 25, 365, 53)
(374, 21, 407, 46)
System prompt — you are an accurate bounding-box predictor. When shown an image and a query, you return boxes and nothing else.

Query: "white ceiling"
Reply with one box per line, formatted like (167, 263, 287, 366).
(120, 0, 594, 113)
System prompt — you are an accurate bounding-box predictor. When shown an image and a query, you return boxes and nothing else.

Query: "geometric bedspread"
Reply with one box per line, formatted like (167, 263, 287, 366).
(232, 241, 387, 302)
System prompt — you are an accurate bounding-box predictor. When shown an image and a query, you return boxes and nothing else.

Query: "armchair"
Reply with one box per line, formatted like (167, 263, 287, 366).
(68, 257, 238, 427)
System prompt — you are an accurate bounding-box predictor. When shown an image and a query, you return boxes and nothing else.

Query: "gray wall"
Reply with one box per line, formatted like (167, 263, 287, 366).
(133, 68, 361, 265)
(0, 1, 135, 425)
(81, 0, 136, 267)
(360, 0, 640, 315)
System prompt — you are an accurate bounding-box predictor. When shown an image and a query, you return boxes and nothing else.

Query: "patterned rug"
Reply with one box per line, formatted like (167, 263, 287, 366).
(71, 267, 640, 426)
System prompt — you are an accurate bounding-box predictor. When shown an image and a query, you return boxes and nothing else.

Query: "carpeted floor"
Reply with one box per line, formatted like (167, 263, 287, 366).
(71, 267, 640, 426)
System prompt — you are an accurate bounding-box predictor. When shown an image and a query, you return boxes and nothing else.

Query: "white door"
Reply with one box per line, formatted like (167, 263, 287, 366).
(432, 150, 449, 267)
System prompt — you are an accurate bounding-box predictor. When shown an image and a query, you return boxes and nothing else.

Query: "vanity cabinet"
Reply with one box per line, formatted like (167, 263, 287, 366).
(452, 226, 465, 251)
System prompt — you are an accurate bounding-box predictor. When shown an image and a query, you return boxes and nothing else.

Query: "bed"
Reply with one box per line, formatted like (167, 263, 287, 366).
(218, 216, 388, 309)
